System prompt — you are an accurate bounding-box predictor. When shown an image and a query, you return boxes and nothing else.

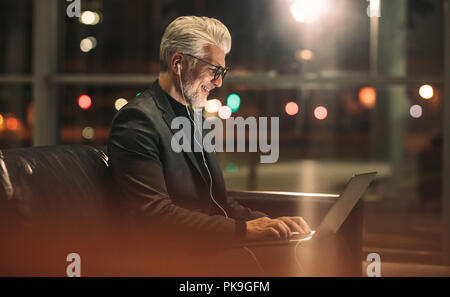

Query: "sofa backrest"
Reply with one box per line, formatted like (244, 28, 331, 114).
(0, 144, 119, 232)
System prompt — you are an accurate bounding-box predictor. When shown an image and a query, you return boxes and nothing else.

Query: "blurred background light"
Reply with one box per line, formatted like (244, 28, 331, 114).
(80, 36, 97, 53)
(410, 105, 423, 118)
(205, 99, 222, 113)
(218, 105, 232, 120)
(314, 106, 328, 120)
(419, 84, 434, 99)
(290, 0, 326, 23)
(6, 117, 19, 131)
(359, 86, 376, 108)
(226, 93, 241, 112)
(296, 49, 314, 61)
(79, 11, 101, 25)
(285, 101, 299, 116)
(114, 98, 128, 111)
(367, 0, 381, 18)
(78, 94, 92, 109)
(82, 126, 95, 140)
(225, 162, 239, 173)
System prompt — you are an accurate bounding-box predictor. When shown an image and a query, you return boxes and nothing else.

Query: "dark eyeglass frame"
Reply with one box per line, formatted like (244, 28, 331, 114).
(182, 53, 229, 81)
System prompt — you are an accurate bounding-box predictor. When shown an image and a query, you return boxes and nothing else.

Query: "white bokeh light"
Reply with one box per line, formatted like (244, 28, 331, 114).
(218, 106, 232, 120)
(82, 127, 95, 140)
(205, 99, 222, 113)
(419, 85, 434, 99)
(410, 105, 423, 118)
(114, 98, 128, 111)
(79, 11, 101, 25)
(80, 36, 97, 53)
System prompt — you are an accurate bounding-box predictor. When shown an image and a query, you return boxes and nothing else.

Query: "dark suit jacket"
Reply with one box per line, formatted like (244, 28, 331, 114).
(107, 81, 267, 245)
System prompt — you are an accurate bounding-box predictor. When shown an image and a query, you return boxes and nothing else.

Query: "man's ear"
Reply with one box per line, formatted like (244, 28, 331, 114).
(170, 53, 184, 75)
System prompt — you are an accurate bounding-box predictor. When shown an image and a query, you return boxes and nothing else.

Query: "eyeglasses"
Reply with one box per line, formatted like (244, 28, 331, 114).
(182, 53, 229, 81)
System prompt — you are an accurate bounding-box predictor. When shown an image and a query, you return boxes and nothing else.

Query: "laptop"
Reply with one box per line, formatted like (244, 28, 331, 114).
(235, 171, 377, 247)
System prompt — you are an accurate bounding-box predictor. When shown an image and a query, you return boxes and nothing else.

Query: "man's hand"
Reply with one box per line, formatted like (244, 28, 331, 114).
(245, 216, 312, 241)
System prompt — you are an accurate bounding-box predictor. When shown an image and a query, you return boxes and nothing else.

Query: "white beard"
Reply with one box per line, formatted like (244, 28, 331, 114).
(182, 76, 206, 108)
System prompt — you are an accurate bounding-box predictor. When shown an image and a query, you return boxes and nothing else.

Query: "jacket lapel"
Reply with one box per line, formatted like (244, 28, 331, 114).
(148, 81, 207, 183)
(204, 150, 227, 202)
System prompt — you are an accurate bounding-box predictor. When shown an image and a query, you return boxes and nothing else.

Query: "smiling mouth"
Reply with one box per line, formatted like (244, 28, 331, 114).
(202, 85, 212, 94)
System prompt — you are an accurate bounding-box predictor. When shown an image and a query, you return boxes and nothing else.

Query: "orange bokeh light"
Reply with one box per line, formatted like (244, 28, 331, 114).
(285, 101, 299, 116)
(359, 87, 376, 108)
(6, 117, 19, 130)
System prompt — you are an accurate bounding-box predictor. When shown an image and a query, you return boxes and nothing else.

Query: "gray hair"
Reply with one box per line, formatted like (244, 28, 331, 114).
(159, 16, 232, 72)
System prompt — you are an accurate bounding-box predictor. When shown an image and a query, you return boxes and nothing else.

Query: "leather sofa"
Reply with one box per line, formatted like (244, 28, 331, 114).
(0, 145, 363, 276)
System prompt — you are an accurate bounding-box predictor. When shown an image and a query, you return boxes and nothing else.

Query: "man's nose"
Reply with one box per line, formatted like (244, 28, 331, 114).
(212, 75, 223, 88)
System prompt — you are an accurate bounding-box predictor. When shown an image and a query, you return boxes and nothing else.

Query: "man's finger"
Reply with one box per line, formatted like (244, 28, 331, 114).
(265, 227, 280, 239)
(277, 219, 292, 238)
(291, 216, 312, 233)
(279, 217, 305, 234)
(269, 220, 290, 239)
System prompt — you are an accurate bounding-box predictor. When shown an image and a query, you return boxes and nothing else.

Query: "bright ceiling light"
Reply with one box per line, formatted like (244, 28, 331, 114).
(367, 0, 381, 18)
(291, 0, 326, 23)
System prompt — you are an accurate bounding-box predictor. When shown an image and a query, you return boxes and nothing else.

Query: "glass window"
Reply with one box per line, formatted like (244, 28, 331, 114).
(0, 0, 33, 74)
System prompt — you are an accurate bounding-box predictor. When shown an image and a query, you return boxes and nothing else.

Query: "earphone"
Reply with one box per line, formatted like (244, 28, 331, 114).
(177, 61, 228, 219)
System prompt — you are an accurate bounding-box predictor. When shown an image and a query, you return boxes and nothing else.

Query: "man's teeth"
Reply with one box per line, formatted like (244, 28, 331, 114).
(202, 86, 210, 92)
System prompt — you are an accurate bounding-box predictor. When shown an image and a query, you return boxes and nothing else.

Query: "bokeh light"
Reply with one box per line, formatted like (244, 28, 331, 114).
(225, 163, 239, 173)
(6, 117, 18, 130)
(82, 126, 95, 140)
(205, 99, 222, 113)
(314, 106, 328, 120)
(296, 49, 313, 61)
(285, 101, 299, 116)
(218, 105, 232, 120)
(78, 95, 92, 109)
(419, 84, 433, 99)
(80, 36, 97, 53)
(410, 105, 423, 118)
(359, 87, 376, 108)
(226, 93, 241, 112)
(114, 98, 128, 111)
(79, 11, 101, 25)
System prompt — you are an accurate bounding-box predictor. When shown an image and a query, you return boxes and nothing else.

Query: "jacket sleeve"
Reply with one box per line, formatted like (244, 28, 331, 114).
(227, 197, 269, 221)
(107, 107, 239, 244)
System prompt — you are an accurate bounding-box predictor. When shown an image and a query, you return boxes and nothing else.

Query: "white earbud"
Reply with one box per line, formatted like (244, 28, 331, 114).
(177, 63, 181, 75)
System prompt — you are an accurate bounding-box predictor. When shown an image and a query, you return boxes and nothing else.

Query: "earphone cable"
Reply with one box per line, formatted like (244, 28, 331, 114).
(177, 67, 228, 218)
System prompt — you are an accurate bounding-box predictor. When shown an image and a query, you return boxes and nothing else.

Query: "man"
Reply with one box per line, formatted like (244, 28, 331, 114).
(107, 16, 311, 266)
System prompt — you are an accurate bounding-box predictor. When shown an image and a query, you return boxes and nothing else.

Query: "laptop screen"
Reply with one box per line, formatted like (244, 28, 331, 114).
(316, 172, 377, 236)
